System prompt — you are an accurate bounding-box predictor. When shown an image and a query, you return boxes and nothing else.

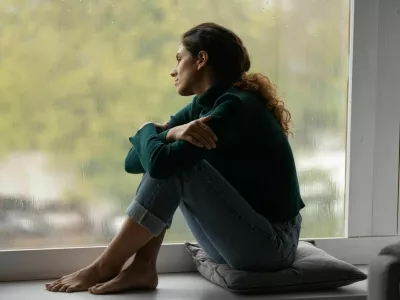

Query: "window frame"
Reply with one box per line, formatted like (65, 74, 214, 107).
(347, 0, 400, 238)
(1, 0, 399, 281)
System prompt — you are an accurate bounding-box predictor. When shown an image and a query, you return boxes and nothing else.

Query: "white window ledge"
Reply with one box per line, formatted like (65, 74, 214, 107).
(0, 236, 394, 282)
(0, 269, 368, 300)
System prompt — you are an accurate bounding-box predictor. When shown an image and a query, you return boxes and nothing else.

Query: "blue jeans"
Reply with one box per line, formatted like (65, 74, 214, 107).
(126, 160, 301, 271)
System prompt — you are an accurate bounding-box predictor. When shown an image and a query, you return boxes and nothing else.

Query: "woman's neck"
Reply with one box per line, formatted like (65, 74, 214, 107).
(194, 75, 215, 97)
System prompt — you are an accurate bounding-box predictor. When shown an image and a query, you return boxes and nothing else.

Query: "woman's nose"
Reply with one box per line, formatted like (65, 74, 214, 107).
(170, 68, 177, 77)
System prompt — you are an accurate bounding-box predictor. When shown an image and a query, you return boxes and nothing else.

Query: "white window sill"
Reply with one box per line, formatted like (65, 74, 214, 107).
(0, 267, 368, 300)
(0, 236, 391, 281)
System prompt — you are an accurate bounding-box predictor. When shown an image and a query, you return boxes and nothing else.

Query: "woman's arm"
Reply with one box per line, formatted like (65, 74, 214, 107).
(130, 95, 243, 178)
(124, 101, 194, 174)
(124, 147, 145, 174)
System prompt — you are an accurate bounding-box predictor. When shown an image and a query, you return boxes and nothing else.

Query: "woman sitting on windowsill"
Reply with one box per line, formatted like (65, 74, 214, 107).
(45, 22, 305, 294)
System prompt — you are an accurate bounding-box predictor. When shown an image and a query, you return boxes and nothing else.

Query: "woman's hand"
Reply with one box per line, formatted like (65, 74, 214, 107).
(155, 122, 169, 133)
(166, 116, 218, 149)
(138, 122, 169, 133)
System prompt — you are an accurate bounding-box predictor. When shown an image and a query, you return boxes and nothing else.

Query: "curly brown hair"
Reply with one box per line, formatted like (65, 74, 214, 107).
(182, 23, 292, 136)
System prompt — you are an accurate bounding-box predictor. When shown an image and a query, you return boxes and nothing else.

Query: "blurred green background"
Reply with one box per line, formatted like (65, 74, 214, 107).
(0, 0, 349, 249)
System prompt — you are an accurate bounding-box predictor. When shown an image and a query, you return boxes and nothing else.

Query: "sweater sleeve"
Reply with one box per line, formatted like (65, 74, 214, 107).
(130, 95, 243, 178)
(124, 102, 193, 174)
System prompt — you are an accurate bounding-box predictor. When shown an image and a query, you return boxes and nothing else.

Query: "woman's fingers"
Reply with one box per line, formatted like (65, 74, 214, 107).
(187, 130, 213, 149)
(181, 117, 217, 149)
(185, 135, 205, 148)
(198, 115, 218, 142)
(194, 123, 216, 149)
(197, 122, 218, 142)
(199, 115, 212, 123)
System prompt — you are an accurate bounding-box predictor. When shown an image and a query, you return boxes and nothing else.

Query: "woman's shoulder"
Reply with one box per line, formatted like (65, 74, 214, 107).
(221, 87, 282, 127)
(219, 87, 264, 109)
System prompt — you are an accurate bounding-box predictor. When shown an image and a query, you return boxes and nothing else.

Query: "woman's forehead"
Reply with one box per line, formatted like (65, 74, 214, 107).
(177, 44, 190, 55)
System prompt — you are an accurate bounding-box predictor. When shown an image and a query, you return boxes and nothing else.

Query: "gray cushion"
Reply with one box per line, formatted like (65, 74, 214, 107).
(379, 241, 400, 259)
(186, 241, 367, 293)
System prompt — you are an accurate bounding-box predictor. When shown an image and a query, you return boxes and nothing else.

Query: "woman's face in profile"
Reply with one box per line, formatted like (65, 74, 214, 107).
(170, 44, 201, 96)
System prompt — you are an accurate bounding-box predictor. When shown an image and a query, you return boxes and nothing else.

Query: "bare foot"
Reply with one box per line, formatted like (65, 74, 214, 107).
(88, 260, 158, 295)
(45, 263, 118, 293)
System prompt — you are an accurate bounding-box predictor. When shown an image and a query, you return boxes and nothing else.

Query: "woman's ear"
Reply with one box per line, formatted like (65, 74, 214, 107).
(197, 50, 209, 70)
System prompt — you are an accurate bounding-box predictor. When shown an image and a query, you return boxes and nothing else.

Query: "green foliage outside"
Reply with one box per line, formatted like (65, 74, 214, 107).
(0, 0, 349, 245)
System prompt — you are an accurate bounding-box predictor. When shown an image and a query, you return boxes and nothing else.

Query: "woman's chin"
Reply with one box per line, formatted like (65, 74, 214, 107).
(176, 86, 195, 97)
(176, 87, 189, 96)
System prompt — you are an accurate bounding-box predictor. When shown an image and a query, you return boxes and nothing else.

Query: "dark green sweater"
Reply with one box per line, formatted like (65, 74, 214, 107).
(125, 85, 305, 222)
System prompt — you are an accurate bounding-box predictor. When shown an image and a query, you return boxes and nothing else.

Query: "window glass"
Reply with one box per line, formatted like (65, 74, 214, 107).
(0, 0, 350, 249)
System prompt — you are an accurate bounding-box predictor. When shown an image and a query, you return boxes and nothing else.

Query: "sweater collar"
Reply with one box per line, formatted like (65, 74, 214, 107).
(195, 85, 231, 111)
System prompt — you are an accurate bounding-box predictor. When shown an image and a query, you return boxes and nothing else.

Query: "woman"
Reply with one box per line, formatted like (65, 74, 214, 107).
(45, 22, 305, 294)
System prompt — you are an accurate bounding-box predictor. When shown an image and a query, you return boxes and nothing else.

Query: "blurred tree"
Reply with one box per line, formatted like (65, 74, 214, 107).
(0, 0, 349, 240)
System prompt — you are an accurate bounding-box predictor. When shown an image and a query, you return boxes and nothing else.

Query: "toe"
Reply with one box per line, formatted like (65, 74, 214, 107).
(50, 283, 63, 292)
(89, 285, 103, 294)
(59, 285, 68, 293)
(66, 284, 83, 293)
(90, 281, 117, 294)
(45, 279, 60, 290)
(88, 284, 101, 294)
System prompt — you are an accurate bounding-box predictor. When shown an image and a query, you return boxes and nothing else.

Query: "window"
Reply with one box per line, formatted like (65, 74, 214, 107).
(0, 0, 350, 250)
(1, 0, 400, 281)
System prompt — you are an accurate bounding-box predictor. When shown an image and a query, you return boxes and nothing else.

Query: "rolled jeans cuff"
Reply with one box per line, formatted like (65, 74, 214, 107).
(126, 201, 170, 236)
